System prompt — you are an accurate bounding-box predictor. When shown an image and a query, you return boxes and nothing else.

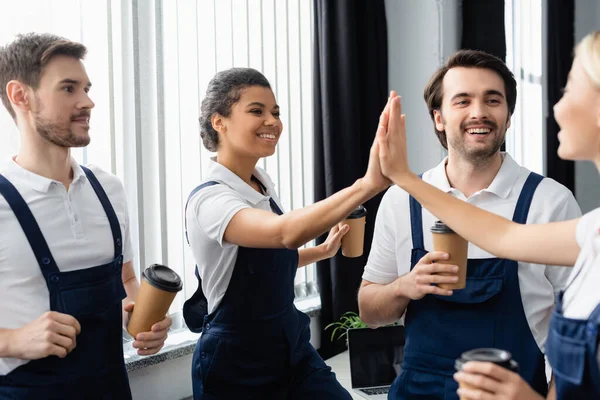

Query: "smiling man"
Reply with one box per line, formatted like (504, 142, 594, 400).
(0, 33, 171, 399)
(358, 50, 581, 399)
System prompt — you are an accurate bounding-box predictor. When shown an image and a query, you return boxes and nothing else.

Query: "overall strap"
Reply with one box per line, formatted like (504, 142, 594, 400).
(268, 198, 283, 215)
(587, 301, 600, 325)
(409, 174, 425, 249)
(185, 181, 220, 245)
(0, 174, 60, 279)
(512, 172, 544, 224)
(183, 181, 221, 332)
(253, 175, 283, 215)
(81, 166, 122, 258)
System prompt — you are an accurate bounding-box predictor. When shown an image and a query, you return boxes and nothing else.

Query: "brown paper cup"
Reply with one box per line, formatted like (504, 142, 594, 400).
(127, 264, 182, 337)
(340, 216, 366, 257)
(431, 231, 468, 290)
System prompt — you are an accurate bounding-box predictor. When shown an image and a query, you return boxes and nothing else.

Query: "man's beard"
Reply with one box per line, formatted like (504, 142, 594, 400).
(33, 113, 90, 148)
(446, 119, 507, 166)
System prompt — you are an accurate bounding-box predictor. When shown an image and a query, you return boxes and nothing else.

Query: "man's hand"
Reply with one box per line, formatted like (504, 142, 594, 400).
(454, 361, 544, 400)
(7, 311, 81, 360)
(124, 302, 172, 356)
(394, 252, 458, 300)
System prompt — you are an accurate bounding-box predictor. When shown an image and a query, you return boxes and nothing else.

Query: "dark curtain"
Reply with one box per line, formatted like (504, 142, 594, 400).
(461, 0, 507, 152)
(547, 0, 575, 192)
(313, 0, 388, 360)
(461, 0, 506, 61)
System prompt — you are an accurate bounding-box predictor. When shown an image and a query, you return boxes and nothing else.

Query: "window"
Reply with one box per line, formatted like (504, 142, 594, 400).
(505, 0, 545, 174)
(160, 0, 318, 310)
(0, 0, 319, 318)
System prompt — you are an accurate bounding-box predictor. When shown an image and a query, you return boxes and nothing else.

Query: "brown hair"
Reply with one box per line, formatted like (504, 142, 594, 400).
(0, 33, 87, 119)
(423, 49, 517, 149)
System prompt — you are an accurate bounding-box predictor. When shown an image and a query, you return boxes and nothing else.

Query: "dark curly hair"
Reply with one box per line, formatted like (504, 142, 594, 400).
(199, 68, 272, 151)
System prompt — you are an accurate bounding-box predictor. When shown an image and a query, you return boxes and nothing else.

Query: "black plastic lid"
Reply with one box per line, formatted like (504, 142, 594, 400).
(430, 220, 455, 234)
(346, 205, 367, 219)
(455, 348, 519, 372)
(143, 264, 183, 293)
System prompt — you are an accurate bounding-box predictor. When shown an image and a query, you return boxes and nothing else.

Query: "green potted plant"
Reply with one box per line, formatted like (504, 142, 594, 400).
(325, 311, 368, 346)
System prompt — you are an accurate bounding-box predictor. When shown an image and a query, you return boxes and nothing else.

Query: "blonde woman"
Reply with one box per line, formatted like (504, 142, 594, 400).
(377, 31, 600, 399)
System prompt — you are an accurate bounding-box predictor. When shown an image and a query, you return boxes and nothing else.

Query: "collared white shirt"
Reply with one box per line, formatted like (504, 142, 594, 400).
(363, 153, 581, 351)
(0, 157, 133, 375)
(186, 157, 284, 315)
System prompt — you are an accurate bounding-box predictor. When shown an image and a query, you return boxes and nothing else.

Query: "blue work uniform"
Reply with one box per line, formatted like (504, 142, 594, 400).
(546, 273, 600, 398)
(389, 173, 548, 399)
(184, 180, 351, 399)
(0, 167, 131, 399)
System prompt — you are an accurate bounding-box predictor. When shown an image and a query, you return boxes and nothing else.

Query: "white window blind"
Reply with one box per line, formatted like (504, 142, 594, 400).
(161, 0, 318, 308)
(505, 0, 545, 174)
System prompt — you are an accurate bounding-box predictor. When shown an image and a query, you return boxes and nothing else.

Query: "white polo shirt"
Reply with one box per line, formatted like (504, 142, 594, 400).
(186, 158, 285, 315)
(363, 153, 581, 350)
(562, 207, 600, 366)
(0, 157, 133, 375)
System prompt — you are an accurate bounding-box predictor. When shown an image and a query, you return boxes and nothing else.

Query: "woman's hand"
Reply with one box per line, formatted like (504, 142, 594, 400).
(297, 224, 349, 267)
(361, 93, 395, 194)
(320, 223, 350, 259)
(377, 95, 414, 185)
(453, 361, 544, 400)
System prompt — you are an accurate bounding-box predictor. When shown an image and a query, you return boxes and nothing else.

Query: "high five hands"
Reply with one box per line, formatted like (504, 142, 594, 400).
(372, 91, 414, 185)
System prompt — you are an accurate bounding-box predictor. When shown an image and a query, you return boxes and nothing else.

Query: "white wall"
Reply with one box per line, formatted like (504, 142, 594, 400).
(574, 0, 600, 213)
(385, 0, 461, 174)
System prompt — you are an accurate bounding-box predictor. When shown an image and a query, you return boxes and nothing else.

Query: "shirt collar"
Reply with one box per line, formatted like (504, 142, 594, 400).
(4, 156, 86, 193)
(205, 157, 274, 205)
(485, 153, 520, 198)
(429, 152, 520, 199)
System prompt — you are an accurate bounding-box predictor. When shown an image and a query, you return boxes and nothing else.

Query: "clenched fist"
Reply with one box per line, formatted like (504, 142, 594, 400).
(7, 311, 81, 360)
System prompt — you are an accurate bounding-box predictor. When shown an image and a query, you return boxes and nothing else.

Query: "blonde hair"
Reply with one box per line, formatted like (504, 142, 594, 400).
(575, 31, 600, 88)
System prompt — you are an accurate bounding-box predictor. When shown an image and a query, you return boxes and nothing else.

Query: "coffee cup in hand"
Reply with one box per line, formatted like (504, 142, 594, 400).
(340, 205, 367, 258)
(455, 348, 519, 398)
(430, 221, 468, 290)
(127, 264, 183, 337)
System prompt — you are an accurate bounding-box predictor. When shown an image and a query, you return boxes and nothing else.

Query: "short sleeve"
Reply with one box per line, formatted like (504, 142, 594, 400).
(362, 187, 411, 284)
(186, 183, 251, 246)
(576, 208, 600, 248)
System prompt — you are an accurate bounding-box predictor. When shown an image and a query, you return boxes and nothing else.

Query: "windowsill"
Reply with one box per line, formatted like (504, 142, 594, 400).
(124, 294, 321, 372)
(124, 328, 199, 372)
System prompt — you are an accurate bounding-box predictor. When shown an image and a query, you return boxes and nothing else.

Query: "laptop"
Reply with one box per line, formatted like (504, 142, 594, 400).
(347, 325, 405, 399)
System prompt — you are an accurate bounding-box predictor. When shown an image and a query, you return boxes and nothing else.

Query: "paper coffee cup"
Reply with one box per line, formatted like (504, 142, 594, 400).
(455, 348, 519, 398)
(340, 205, 367, 258)
(430, 221, 468, 290)
(127, 264, 183, 337)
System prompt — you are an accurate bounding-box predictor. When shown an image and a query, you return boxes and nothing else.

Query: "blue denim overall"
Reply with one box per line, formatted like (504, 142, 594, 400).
(0, 167, 131, 399)
(184, 180, 351, 399)
(388, 172, 548, 399)
(546, 270, 600, 398)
